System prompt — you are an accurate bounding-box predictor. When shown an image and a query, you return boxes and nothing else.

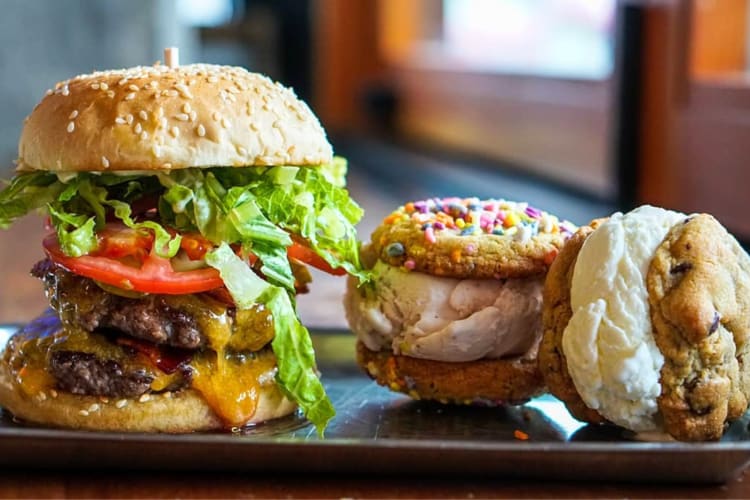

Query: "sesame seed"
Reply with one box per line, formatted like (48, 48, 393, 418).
(128, 84, 139, 92)
(175, 83, 193, 99)
(153, 145, 162, 157)
(101, 156, 110, 168)
(106, 90, 115, 98)
(37, 391, 47, 401)
(118, 78, 128, 86)
(68, 110, 79, 120)
(175, 113, 189, 121)
(61, 86, 70, 96)
(221, 117, 231, 129)
(139, 110, 148, 120)
(134, 123, 142, 134)
(78, 410, 89, 417)
(262, 104, 270, 111)
(115, 117, 126, 125)
(170, 126, 179, 138)
(126, 114, 134, 125)
(237, 146, 248, 156)
(167, 89, 178, 97)
(99, 396, 109, 403)
(100, 82, 109, 91)
(90, 83, 100, 90)
(88, 403, 100, 413)
(139, 394, 151, 403)
(250, 122, 259, 132)
(159, 117, 167, 128)
(189, 110, 197, 121)
(196, 124, 206, 137)
(140, 131, 149, 140)
(45, 89, 53, 96)
(125, 92, 136, 101)
(182, 102, 191, 114)
(208, 76, 219, 83)
(162, 163, 172, 169)
(212, 111, 221, 122)
(67, 121, 75, 133)
(115, 399, 127, 408)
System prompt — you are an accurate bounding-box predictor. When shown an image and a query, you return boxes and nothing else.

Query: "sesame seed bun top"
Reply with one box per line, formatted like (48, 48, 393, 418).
(17, 63, 333, 173)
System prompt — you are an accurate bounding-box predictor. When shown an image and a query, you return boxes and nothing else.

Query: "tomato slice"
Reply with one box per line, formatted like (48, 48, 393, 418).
(43, 233, 224, 295)
(287, 241, 346, 276)
(179, 232, 215, 260)
(43, 222, 345, 297)
(93, 223, 154, 261)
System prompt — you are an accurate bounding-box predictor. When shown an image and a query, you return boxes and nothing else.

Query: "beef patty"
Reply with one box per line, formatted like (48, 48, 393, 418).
(49, 350, 156, 398)
(31, 259, 274, 351)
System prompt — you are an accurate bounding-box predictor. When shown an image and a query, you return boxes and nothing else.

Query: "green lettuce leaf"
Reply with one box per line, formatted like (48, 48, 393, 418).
(0, 172, 63, 228)
(206, 243, 334, 433)
(318, 156, 348, 188)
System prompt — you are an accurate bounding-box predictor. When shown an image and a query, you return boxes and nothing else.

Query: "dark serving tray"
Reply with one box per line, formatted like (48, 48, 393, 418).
(0, 322, 749, 483)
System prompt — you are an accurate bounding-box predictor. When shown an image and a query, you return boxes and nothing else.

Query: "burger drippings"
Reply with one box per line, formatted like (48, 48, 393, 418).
(190, 349, 280, 427)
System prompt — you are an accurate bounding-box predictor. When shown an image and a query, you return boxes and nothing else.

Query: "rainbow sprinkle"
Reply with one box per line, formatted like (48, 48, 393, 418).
(384, 197, 576, 245)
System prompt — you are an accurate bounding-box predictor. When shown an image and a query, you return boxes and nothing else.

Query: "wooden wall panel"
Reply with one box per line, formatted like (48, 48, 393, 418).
(311, 0, 385, 129)
(636, 0, 750, 238)
(690, 0, 747, 76)
(674, 82, 750, 236)
(395, 69, 614, 196)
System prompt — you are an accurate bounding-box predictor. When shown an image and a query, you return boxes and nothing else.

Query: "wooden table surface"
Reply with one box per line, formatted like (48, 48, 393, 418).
(1, 182, 750, 498)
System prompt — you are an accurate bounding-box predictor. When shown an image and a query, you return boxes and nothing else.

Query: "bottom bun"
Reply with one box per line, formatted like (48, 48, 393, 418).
(0, 358, 297, 433)
(356, 341, 544, 405)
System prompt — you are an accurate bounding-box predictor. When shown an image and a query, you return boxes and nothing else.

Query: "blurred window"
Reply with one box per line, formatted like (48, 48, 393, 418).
(442, 0, 616, 79)
(177, 0, 237, 27)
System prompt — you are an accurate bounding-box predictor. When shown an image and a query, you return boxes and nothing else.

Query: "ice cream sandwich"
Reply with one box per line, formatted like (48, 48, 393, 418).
(345, 197, 576, 405)
(540, 205, 750, 441)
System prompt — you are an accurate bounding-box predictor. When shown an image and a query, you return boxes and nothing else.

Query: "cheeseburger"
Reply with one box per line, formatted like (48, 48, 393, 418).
(0, 55, 365, 433)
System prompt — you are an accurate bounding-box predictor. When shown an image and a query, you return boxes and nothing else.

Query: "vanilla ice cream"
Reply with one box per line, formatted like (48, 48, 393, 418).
(345, 260, 543, 362)
(562, 205, 685, 431)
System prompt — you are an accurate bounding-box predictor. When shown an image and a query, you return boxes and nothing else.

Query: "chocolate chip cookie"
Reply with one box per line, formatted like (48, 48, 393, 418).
(648, 214, 750, 441)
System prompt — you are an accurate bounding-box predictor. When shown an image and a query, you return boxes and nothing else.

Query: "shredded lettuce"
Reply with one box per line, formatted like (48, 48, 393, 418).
(0, 158, 364, 432)
(318, 156, 348, 188)
(0, 172, 63, 228)
(206, 244, 335, 433)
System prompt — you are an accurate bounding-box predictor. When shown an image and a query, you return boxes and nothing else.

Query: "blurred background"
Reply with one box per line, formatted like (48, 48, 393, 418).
(0, 0, 748, 325)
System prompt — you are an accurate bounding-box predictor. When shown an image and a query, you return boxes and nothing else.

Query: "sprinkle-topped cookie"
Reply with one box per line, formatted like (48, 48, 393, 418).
(383, 197, 576, 245)
(369, 197, 577, 280)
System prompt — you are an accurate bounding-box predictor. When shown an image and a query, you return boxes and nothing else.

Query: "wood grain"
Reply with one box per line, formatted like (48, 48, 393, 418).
(0, 469, 747, 499)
